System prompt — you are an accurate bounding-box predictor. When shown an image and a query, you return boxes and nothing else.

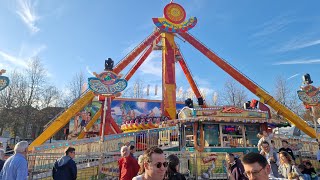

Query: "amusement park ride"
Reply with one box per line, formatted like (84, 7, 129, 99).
(0, 69, 9, 91)
(28, 1, 318, 151)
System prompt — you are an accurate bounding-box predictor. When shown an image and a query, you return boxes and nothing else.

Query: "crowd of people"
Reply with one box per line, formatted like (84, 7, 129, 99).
(119, 145, 186, 180)
(224, 130, 318, 180)
(0, 136, 318, 180)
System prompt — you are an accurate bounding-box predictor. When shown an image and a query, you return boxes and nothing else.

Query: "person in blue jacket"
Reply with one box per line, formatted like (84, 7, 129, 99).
(52, 147, 77, 180)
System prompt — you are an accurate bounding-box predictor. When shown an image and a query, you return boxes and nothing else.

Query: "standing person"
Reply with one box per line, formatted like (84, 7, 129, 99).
(0, 141, 29, 180)
(118, 146, 139, 180)
(142, 146, 168, 180)
(298, 164, 311, 180)
(225, 153, 247, 180)
(279, 140, 295, 161)
(278, 151, 303, 180)
(0, 149, 5, 171)
(260, 141, 279, 178)
(270, 140, 278, 153)
(129, 145, 136, 158)
(257, 131, 273, 151)
(165, 154, 186, 180)
(52, 147, 77, 180)
(303, 161, 318, 180)
(242, 152, 271, 180)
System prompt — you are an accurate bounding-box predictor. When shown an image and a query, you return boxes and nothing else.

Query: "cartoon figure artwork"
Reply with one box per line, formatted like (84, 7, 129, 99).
(0, 69, 9, 91)
(88, 58, 127, 96)
(297, 73, 320, 106)
(201, 153, 218, 179)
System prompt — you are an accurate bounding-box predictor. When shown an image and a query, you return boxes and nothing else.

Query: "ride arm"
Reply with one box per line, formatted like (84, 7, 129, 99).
(176, 49, 207, 107)
(29, 91, 95, 150)
(113, 29, 161, 74)
(179, 32, 316, 138)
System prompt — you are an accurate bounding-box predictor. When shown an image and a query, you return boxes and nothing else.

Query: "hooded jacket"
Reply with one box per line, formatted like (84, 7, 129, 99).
(52, 156, 77, 180)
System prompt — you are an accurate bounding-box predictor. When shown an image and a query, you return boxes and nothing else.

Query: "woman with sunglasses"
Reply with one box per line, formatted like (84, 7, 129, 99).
(165, 154, 186, 180)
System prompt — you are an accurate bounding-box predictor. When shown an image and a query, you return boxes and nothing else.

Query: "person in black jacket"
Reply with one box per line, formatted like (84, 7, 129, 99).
(52, 147, 77, 180)
(165, 154, 186, 180)
(0, 149, 5, 171)
(279, 140, 295, 161)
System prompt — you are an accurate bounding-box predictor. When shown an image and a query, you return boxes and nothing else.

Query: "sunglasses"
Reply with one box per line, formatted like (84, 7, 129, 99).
(154, 162, 169, 168)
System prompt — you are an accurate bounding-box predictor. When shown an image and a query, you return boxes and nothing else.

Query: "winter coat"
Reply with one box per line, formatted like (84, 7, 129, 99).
(118, 155, 139, 180)
(278, 164, 303, 180)
(228, 158, 248, 180)
(52, 156, 77, 180)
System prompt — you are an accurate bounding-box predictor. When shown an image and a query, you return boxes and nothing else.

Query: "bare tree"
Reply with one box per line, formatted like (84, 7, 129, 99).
(220, 79, 248, 107)
(273, 76, 304, 117)
(40, 86, 61, 108)
(121, 79, 146, 98)
(67, 71, 86, 100)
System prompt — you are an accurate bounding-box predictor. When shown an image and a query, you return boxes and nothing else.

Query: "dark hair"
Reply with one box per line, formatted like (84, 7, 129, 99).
(166, 154, 184, 180)
(298, 164, 306, 170)
(242, 152, 268, 168)
(130, 145, 135, 150)
(279, 151, 293, 164)
(227, 153, 235, 157)
(271, 140, 275, 143)
(65, 147, 75, 156)
(262, 141, 270, 146)
(282, 140, 288, 144)
(305, 161, 312, 166)
(167, 154, 179, 173)
(143, 146, 164, 163)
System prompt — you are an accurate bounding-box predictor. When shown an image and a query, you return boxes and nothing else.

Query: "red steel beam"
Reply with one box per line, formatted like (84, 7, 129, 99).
(114, 30, 161, 74)
(125, 36, 161, 81)
(179, 32, 258, 94)
(176, 50, 207, 107)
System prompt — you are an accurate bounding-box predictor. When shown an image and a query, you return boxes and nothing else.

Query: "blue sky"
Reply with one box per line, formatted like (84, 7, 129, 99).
(0, 0, 319, 103)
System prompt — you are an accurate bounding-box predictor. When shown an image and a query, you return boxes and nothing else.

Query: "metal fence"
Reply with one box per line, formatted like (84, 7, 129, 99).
(28, 151, 200, 180)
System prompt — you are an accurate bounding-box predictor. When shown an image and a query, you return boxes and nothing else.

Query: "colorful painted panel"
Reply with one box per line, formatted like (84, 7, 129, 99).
(152, 17, 197, 33)
(88, 71, 127, 95)
(69, 99, 185, 132)
(297, 85, 320, 106)
(0, 76, 9, 91)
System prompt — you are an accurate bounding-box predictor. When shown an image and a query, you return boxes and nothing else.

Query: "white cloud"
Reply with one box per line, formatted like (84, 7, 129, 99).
(139, 51, 162, 77)
(287, 73, 300, 80)
(16, 0, 40, 33)
(273, 58, 320, 65)
(278, 38, 320, 52)
(252, 15, 294, 38)
(0, 50, 28, 68)
(0, 44, 47, 70)
(86, 66, 94, 76)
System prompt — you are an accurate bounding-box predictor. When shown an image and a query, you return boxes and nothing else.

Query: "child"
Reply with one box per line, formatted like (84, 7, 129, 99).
(257, 130, 273, 151)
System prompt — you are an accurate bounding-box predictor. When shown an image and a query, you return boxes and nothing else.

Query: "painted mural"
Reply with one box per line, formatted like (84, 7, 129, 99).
(69, 98, 185, 135)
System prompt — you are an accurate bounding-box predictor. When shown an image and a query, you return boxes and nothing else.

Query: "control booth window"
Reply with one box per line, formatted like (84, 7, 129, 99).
(184, 124, 194, 147)
(245, 125, 260, 147)
(220, 124, 245, 147)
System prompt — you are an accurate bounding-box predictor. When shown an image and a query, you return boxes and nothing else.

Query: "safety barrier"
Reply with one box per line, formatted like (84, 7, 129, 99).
(28, 151, 193, 180)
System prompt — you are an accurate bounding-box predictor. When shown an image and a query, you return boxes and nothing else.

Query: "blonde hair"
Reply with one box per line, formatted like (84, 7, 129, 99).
(138, 155, 145, 175)
(288, 172, 299, 180)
